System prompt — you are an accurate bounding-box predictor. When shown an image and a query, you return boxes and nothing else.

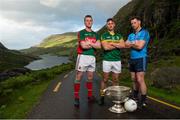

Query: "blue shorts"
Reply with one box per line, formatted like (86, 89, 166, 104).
(129, 57, 147, 72)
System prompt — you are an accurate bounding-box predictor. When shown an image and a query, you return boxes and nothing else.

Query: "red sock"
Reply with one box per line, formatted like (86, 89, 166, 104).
(86, 82, 92, 97)
(74, 82, 80, 99)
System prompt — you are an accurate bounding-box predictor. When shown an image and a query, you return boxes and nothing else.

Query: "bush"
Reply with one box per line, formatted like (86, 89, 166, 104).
(150, 67, 180, 89)
(0, 63, 74, 97)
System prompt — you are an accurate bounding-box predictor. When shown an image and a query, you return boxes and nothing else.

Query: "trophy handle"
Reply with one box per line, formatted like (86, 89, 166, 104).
(103, 88, 111, 96)
(103, 88, 107, 93)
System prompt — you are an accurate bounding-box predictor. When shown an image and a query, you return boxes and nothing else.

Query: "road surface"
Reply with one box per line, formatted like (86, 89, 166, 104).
(28, 70, 180, 119)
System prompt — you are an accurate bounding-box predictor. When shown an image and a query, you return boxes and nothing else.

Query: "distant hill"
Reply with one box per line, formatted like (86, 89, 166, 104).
(21, 32, 77, 57)
(22, 0, 180, 61)
(37, 32, 76, 48)
(0, 42, 36, 72)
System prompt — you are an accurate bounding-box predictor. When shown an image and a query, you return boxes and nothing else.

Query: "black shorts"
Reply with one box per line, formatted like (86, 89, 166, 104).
(129, 57, 147, 72)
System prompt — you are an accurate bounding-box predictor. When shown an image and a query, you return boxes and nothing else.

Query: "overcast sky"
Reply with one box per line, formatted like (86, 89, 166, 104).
(0, 0, 131, 50)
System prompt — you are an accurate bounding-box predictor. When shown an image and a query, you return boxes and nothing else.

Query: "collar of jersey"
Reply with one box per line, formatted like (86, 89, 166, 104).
(133, 28, 144, 34)
(84, 29, 93, 33)
(108, 31, 115, 36)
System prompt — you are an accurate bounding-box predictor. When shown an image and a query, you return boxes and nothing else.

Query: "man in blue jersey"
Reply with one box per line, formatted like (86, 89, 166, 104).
(125, 16, 150, 108)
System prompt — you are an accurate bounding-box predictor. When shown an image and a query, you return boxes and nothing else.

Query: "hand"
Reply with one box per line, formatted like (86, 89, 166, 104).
(131, 40, 138, 46)
(125, 41, 133, 48)
(86, 41, 92, 46)
(109, 42, 115, 46)
(130, 41, 135, 45)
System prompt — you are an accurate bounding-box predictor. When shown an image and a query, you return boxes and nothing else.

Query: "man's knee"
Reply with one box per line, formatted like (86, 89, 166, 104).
(136, 76, 145, 84)
(131, 75, 136, 80)
(131, 73, 136, 81)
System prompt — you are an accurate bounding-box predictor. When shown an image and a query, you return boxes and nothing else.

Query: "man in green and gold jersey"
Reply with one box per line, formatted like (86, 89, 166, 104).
(74, 15, 101, 107)
(99, 18, 125, 105)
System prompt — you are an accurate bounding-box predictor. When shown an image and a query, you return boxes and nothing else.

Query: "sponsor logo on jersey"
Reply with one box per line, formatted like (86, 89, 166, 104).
(106, 36, 111, 39)
(85, 37, 96, 43)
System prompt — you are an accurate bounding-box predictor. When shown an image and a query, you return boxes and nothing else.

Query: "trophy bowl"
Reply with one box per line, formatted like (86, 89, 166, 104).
(104, 86, 131, 113)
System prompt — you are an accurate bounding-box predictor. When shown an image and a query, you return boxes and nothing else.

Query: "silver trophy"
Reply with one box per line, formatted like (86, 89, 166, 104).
(104, 86, 131, 113)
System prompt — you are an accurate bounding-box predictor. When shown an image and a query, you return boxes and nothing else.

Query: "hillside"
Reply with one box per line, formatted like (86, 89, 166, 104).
(21, 32, 77, 57)
(99, 0, 179, 38)
(22, 0, 180, 61)
(98, 0, 180, 61)
(0, 42, 36, 72)
(96, 0, 180, 92)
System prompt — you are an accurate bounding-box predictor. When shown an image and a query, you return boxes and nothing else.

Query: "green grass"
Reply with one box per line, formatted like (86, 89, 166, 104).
(39, 35, 76, 48)
(119, 76, 180, 105)
(148, 86, 180, 104)
(22, 40, 77, 57)
(21, 33, 77, 57)
(0, 80, 50, 118)
(0, 63, 74, 118)
(97, 56, 180, 105)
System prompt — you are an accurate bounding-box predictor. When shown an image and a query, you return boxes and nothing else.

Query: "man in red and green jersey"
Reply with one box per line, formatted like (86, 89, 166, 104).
(99, 18, 125, 105)
(74, 15, 101, 107)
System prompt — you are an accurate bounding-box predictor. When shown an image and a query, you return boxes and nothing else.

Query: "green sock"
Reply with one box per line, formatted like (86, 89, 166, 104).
(74, 79, 80, 83)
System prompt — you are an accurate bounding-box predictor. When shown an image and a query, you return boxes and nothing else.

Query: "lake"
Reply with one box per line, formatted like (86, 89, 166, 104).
(25, 54, 70, 70)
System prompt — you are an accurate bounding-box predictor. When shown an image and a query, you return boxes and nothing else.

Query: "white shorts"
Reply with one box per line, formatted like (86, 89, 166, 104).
(76, 54, 96, 72)
(103, 60, 121, 73)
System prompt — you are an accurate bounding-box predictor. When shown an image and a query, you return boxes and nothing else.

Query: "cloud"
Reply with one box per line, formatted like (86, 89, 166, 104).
(0, 15, 49, 49)
(40, 0, 61, 8)
(0, 0, 131, 49)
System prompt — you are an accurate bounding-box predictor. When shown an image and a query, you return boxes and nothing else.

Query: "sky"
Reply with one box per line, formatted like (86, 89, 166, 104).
(0, 0, 131, 50)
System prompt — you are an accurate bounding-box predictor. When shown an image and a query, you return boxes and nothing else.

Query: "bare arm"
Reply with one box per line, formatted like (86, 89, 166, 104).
(125, 40, 132, 48)
(80, 41, 92, 49)
(90, 41, 101, 49)
(131, 40, 146, 50)
(101, 41, 116, 50)
(110, 39, 125, 48)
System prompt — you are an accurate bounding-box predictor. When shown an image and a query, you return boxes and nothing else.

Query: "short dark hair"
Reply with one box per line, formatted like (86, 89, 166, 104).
(84, 15, 93, 21)
(106, 18, 115, 23)
(130, 16, 141, 21)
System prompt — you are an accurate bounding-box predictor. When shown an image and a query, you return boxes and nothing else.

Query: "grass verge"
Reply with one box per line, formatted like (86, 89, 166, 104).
(0, 80, 50, 118)
(97, 56, 180, 105)
(0, 63, 74, 118)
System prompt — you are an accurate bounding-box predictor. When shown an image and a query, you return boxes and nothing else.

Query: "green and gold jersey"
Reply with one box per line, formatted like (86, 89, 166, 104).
(101, 31, 123, 61)
(77, 29, 99, 56)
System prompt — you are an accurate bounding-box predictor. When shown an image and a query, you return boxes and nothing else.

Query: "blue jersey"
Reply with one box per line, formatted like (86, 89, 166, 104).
(128, 28, 150, 59)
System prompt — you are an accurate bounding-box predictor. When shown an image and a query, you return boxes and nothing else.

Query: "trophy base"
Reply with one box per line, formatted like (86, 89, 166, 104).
(108, 104, 126, 113)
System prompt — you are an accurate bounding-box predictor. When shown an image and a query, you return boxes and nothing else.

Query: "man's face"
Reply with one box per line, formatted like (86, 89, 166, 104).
(131, 19, 141, 30)
(107, 20, 115, 31)
(84, 17, 93, 28)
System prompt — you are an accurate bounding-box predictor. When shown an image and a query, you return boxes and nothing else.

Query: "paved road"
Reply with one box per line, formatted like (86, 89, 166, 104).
(28, 70, 180, 119)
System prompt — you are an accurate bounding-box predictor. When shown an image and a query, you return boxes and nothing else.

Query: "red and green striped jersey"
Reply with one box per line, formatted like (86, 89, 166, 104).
(101, 31, 123, 61)
(77, 29, 99, 56)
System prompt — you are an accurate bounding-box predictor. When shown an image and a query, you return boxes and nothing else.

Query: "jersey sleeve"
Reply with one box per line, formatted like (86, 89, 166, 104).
(96, 33, 100, 42)
(78, 31, 85, 43)
(138, 31, 148, 41)
(100, 34, 106, 42)
(118, 34, 123, 41)
(127, 34, 133, 42)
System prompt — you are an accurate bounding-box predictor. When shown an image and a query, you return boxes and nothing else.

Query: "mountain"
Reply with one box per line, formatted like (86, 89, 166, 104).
(0, 42, 36, 72)
(99, 0, 179, 38)
(97, 0, 180, 90)
(22, 0, 180, 61)
(98, 0, 180, 61)
(21, 32, 77, 56)
(0, 42, 7, 50)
